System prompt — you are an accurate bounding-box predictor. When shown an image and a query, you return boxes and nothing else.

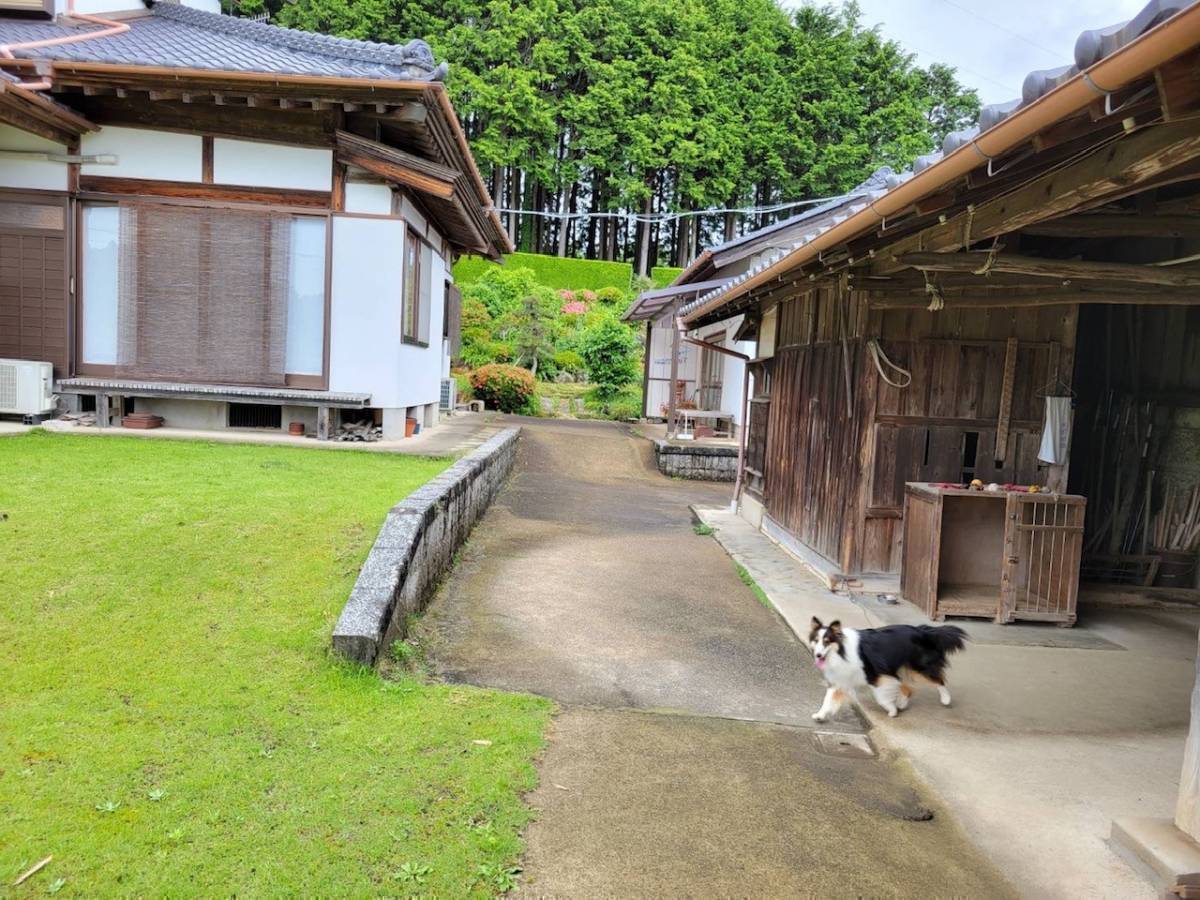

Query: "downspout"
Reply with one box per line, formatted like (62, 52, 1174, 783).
(683, 335, 751, 510)
(683, 1, 1200, 326)
(0, 0, 131, 90)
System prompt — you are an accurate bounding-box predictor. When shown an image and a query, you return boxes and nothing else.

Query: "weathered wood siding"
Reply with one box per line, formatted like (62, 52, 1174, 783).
(758, 285, 1078, 576)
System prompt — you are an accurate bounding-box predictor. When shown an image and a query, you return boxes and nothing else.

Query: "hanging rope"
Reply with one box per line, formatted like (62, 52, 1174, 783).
(923, 271, 945, 312)
(867, 339, 912, 389)
(973, 237, 1003, 276)
(961, 203, 976, 250)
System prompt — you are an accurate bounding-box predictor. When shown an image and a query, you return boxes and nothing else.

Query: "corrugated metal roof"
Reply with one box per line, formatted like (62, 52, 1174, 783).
(0, 2, 444, 81)
(681, 0, 1200, 320)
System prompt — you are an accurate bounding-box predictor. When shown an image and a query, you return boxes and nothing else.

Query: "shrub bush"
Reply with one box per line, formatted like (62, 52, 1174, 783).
(469, 364, 537, 413)
(580, 313, 640, 400)
(553, 349, 585, 376)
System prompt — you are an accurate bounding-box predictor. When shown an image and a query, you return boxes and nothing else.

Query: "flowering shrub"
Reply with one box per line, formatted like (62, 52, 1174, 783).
(469, 364, 537, 413)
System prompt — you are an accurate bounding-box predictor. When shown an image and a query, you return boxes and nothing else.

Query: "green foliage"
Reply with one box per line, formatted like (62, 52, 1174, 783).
(580, 313, 640, 400)
(693, 523, 715, 536)
(735, 562, 773, 609)
(453, 370, 474, 401)
(455, 252, 634, 292)
(582, 384, 643, 420)
(263, 0, 979, 266)
(552, 349, 585, 375)
(0, 432, 551, 895)
(651, 267, 683, 288)
(469, 363, 538, 413)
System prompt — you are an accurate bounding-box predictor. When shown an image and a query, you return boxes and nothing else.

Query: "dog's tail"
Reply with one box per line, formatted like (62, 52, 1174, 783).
(917, 624, 968, 655)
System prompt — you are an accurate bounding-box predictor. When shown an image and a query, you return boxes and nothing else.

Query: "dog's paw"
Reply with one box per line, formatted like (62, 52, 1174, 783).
(887, 708, 899, 717)
(811, 712, 827, 722)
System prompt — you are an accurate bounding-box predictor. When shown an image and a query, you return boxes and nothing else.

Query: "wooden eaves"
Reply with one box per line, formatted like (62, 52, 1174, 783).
(680, 1, 1200, 326)
(0, 58, 512, 256)
(0, 77, 95, 144)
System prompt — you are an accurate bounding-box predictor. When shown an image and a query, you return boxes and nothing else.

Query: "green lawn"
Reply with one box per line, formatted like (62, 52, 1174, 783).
(0, 432, 551, 897)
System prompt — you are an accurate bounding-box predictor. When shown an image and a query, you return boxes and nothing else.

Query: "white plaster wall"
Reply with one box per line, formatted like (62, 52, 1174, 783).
(402, 248, 446, 404)
(212, 139, 332, 191)
(345, 182, 393, 215)
(0, 125, 67, 191)
(82, 126, 203, 181)
(329, 216, 443, 411)
(643, 318, 697, 418)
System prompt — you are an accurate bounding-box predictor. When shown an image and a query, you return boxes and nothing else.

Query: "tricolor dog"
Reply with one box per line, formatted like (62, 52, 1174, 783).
(808, 617, 967, 721)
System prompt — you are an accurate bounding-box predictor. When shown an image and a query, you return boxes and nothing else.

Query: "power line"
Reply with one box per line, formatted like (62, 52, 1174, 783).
(935, 0, 1065, 60)
(489, 191, 857, 225)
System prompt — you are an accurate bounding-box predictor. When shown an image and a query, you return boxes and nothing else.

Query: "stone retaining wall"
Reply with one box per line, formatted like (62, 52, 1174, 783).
(654, 439, 738, 482)
(332, 427, 520, 665)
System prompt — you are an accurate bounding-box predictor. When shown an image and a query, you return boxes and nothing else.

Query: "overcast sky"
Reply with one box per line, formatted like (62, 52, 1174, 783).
(791, 0, 1147, 106)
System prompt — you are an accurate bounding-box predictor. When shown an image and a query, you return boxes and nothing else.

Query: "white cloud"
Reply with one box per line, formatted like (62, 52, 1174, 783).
(786, 0, 1145, 105)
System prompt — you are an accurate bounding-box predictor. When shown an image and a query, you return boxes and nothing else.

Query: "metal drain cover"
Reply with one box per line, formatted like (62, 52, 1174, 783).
(814, 731, 876, 759)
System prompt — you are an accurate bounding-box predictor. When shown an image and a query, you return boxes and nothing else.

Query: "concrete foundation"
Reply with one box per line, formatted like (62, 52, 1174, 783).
(131, 397, 227, 429)
(654, 439, 738, 481)
(332, 426, 520, 665)
(1112, 817, 1200, 895)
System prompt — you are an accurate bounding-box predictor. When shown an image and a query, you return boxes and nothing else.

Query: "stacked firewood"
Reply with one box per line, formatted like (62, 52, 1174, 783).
(1153, 483, 1200, 552)
(334, 419, 383, 442)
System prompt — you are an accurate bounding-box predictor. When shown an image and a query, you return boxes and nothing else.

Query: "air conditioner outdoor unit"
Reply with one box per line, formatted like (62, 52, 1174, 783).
(0, 359, 55, 417)
(439, 377, 457, 412)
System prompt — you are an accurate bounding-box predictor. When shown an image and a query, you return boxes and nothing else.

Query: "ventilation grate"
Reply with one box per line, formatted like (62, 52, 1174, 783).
(228, 403, 282, 429)
(0, 364, 16, 411)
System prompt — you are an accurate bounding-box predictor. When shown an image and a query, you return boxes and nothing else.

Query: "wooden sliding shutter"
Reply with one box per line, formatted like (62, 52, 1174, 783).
(115, 203, 291, 385)
(0, 193, 68, 376)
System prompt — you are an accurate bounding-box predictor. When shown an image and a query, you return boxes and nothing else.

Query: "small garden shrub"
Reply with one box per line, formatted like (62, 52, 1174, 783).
(553, 349, 585, 377)
(469, 364, 537, 413)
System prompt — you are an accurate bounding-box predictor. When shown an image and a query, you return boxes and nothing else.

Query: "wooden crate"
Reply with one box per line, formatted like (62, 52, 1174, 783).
(901, 484, 1085, 625)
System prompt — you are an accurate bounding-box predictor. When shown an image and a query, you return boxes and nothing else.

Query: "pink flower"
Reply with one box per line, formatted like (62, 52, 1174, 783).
(561, 301, 588, 315)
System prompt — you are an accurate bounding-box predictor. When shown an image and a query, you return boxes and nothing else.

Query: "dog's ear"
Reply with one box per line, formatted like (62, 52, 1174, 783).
(828, 620, 843, 638)
(810, 616, 823, 630)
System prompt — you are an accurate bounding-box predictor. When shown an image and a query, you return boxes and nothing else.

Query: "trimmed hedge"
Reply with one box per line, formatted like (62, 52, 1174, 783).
(469, 364, 537, 413)
(454, 252, 634, 292)
(650, 266, 683, 288)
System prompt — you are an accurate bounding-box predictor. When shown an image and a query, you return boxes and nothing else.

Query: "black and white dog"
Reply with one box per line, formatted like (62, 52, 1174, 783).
(808, 617, 967, 721)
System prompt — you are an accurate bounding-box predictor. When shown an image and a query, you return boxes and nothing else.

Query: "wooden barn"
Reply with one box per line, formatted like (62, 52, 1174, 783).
(680, 0, 1200, 600)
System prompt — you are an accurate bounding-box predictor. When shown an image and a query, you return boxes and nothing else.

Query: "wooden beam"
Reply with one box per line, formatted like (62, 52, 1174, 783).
(331, 160, 346, 213)
(78, 175, 330, 209)
(72, 95, 336, 147)
(334, 130, 458, 200)
(877, 121, 1200, 272)
(201, 135, 213, 184)
(1156, 53, 1200, 122)
(867, 289, 1200, 309)
(1020, 213, 1200, 239)
(897, 250, 1200, 287)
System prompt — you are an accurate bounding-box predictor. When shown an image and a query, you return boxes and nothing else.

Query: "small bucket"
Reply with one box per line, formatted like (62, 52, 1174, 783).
(1154, 549, 1198, 588)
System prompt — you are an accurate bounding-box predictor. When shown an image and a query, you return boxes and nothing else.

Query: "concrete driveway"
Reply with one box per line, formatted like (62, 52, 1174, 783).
(419, 418, 1011, 897)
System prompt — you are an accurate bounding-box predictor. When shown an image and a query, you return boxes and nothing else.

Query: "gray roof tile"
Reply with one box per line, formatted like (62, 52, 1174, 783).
(0, 2, 443, 81)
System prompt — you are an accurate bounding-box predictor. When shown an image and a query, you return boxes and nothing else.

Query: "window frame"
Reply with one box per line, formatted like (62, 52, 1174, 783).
(401, 226, 426, 347)
(75, 197, 332, 389)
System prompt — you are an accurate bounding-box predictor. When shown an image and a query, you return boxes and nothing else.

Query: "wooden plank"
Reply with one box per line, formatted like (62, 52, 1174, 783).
(995, 337, 1018, 462)
(78, 175, 330, 209)
(876, 120, 1200, 272)
(898, 250, 1200, 287)
(1021, 213, 1200, 239)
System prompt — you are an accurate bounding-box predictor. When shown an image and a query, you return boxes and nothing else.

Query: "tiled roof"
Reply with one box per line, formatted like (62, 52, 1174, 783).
(681, 0, 1199, 320)
(0, 2, 445, 81)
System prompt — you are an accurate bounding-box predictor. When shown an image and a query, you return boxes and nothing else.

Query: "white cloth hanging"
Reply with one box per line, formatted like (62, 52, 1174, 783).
(1038, 396, 1073, 465)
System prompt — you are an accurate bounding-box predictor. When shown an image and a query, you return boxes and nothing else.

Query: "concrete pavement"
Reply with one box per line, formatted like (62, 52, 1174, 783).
(695, 503, 1200, 899)
(419, 419, 1012, 897)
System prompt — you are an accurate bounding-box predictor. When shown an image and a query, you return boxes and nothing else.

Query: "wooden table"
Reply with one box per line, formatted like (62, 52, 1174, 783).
(678, 409, 733, 439)
(901, 483, 1086, 625)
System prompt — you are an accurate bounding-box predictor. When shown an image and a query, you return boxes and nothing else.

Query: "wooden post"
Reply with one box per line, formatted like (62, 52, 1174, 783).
(316, 406, 334, 441)
(96, 393, 111, 428)
(1178, 631, 1200, 841)
(667, 302, 681, 439)
(995, 337, 1018, 463)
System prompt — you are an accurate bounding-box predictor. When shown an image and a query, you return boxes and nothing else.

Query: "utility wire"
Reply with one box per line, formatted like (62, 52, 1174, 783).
(488, 190, 856, 225)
